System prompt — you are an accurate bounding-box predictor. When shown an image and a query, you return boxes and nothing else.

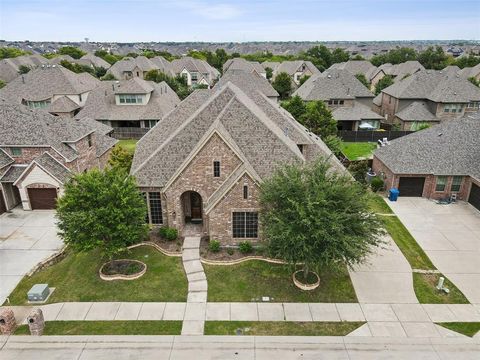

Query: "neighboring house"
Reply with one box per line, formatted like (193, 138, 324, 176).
(0, 64, 100, 117)
(0, 103, 117, 213)
(446, 47, 463, 57)
(170, 57, 220, 88)
(75, 53, 111, 69)
(223, 58, 266, 78)
(262, 60, 320, 87)
(373, 69, 480, 130)
(372, 112, 480, 211)
(130, 82, 345, 244)
(48, 54, 76, 65)
(214, 69, 279, 101)
(370, 61, 425, 87)
(329, 60, 378, 83)
(458, 64, 480, 81)
(0, 54, 49, 83)
(76, 78, 180, 137)
(294, 69, 382, 129)
(106, 56, 173, 80)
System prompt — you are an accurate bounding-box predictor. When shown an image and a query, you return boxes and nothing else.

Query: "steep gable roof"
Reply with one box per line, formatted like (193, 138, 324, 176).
(332, 102, 384, 121)
(223, 58, 265, 75)
(330, 60, 378, 80)
(395, 101, 439, 122)
(0, 65, 99, 103)
(215, 69, 279, 98)
(48, 95, 80, 113)
(131, 83, 343, 187)
(293, 69, 374, 101)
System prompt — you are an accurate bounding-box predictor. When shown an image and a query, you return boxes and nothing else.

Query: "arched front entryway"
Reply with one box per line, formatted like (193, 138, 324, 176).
(180, 191, 203, 224)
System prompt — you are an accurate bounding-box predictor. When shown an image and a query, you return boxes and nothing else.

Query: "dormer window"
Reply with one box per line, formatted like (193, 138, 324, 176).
(119, 94, 143, 104)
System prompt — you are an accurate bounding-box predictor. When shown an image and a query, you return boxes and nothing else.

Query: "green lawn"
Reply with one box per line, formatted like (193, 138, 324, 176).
(205, 260, 357, 303)
(117, 139, 138, 153)
(413, 273, 468, 304)
(14, 321, 182, 335)
(367, 194, 394, 214)
(437, 322, 480, 337)
(6, 246, 187, 305)
(340, 142, 376, 160)
(204, 321, 365, 336)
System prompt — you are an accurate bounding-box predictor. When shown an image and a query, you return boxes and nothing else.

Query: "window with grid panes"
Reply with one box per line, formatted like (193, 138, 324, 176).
(148, 192, 162, 224)
(232, 212, 258, 238)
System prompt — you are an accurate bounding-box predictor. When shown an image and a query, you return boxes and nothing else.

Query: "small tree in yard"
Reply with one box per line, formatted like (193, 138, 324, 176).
(272, 71, 292, 99)
(299, 101, 338, 139)
(56, 168, 148, 259)
(280, 95, 306, 120)
(260, 158, 384, 282)
(108, 145, 133, 172)
(374, 75, 394, 95)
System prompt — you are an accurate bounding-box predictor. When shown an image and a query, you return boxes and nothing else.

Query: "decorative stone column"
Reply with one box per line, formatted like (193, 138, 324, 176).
(0, 308, 17, 335)
(27, 308, 45, 336)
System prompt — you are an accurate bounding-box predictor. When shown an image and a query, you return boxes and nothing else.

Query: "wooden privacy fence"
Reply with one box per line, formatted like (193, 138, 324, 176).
(112, 127, 150, 140)
(339, 130, 415, 142)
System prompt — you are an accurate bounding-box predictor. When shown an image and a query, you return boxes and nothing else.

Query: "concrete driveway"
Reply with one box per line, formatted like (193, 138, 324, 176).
(387, 197, 480, 304)
(0, 209, 63, 305)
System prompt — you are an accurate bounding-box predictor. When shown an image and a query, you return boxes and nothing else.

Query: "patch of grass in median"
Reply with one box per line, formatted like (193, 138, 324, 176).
(205, 260, 357, 303)
(413, 273, 469, 304)
(14, 321, 182, 336)
(6, 246, 187, 305)
(340, 142, 376, 161)
(117, 139, 138, 153)
(204, 321, 365, 336)
(367, 194, 394, 214)
(380, 215, 435, 270)
(437, 322, 480, 337)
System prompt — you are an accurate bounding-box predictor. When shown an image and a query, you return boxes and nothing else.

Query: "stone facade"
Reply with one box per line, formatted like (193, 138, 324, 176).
(373, 156, 474, 200)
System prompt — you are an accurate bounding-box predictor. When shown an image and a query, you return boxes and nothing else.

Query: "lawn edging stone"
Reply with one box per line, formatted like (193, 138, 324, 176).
(99, 259, 147, 281)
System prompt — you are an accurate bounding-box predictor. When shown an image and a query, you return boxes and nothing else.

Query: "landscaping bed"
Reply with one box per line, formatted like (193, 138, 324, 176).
(205, 260, 357, 303)
(14, 321, 182, 335)
(6, 246, 187, 305)
(204, 321, 365, 336)
(150, 230, 183, 254)
(200, 238, 263, 261)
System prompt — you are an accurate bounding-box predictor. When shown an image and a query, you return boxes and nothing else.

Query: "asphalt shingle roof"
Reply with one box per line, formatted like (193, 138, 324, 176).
(131, 83, 345, 187)
(47, 96, 80, 113)
(374, 111, 480, 180)
(0, 164, 27, 183)
(0, 149, 14, 170)
(214, 69, 279, 98)
(329, 60, 378, 80)
(223, 58, 265, 75)
(332, 102, 384, 121)
(0, 65, 99, 103)
(293, 69, 374, 101)
(394, 101, 439, 122)
(33, 152, 71, 183)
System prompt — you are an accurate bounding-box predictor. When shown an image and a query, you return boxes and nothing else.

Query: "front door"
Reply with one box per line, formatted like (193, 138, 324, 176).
(190, 192, 202, 220)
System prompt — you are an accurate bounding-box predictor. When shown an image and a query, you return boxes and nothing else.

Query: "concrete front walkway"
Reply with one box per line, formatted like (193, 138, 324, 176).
(349, 235, 418, 304)
(386, 198, 480, 304)
(0, 209, 63, 305)
(181, 236, 207, 335)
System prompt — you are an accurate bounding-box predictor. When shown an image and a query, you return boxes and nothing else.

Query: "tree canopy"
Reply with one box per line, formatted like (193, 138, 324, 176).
(370, 47, 418, 66)
(299, 101, 337, 138)
(374, 75, 394, 95)
(144, 69, 192, 100)
(58, 46, 86, 59)
(355, 73, 370, 89)
(260, 158, 384, 278)
(272, 72, 292, 99)
(56, 168, 148, 259)
(281, 95, 306, 120)
(0, 47, 30, 59)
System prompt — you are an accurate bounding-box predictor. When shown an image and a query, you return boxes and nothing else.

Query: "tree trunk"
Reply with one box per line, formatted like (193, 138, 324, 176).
(303, 264, 309, 280)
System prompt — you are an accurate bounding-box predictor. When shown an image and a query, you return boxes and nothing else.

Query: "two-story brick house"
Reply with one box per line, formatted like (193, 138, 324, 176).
(0, 103, 117, 213)
(131, 82, 345, 245)
(170, 57, 220, 88)
(373, 69, 480, 130)
(262, 60, 320, 88)
(294, 69, 384, 130)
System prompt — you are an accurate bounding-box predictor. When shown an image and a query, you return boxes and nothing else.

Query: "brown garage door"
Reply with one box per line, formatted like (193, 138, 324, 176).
(28, 188, 57, 210)
(0, 190, 6, 215)
(468, 183, 480, 211)
(398, 177, 425, 197)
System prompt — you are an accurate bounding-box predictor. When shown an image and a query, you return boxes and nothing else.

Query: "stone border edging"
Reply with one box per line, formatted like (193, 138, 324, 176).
(200, 255, 288, 266)
(128, 241, 182, 257)
(99, 259, 147, 281)
(292, 270, 320, 291)
(26, 246, 68, 277)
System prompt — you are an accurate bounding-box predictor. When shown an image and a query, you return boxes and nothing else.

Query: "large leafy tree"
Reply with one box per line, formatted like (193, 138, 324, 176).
(58, 46, 86, 59)
(145, 69, 192, 99)
(108, 146, 133, 172)
(272, 72, 292, 99)
(0, 47, 30, 59)
(370, 47, 417, 66)
(417, 46, 449, 70)
(260, 159, 384, 280)
(374, 75, 394, 95)
(299, 101, 337, 138)
(281, 95, 306, 120)
(56, 168, 148, 259)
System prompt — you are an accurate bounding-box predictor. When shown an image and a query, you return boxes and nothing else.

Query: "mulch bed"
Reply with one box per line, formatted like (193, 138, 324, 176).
(149, 231, 183, 254)
(199, 238, 262, 261)
(102, 260, 145, 276)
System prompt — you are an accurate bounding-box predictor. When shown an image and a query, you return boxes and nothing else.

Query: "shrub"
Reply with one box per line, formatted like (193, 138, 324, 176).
(347, 160, 369, 184)
(159, 227, 178, 241)
(238, 241, 253, 254)
(209, 240, 221, 253)
(227, 248, 234, 256)
(370, 177, 384, 192)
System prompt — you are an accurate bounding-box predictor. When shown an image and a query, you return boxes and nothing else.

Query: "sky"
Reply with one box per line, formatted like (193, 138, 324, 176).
(0, 0, 479, 42)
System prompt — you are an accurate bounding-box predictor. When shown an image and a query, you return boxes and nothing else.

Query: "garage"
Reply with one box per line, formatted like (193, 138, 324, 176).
(468, 183, 480, 211)
(28, 188, 57, 210)
(398, 177, 425, 197)
(0, 190, 6, 215)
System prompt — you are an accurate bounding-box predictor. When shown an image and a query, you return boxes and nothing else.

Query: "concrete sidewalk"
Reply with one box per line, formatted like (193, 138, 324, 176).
(1, 334, 479, 359)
